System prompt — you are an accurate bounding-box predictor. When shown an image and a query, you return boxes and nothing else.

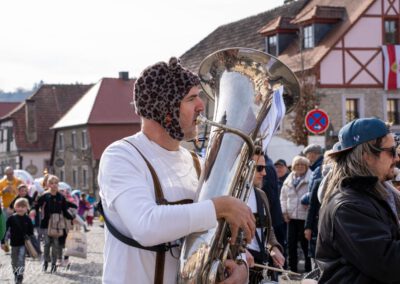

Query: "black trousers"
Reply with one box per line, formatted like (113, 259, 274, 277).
(288, 219, 311, 272)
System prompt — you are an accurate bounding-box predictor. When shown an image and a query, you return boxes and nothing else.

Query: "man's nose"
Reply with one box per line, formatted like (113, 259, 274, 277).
(196, 97, 205, 112)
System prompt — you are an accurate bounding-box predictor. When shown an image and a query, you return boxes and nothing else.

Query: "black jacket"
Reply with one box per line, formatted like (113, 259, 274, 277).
(316, 176, 400, 284)
(35, 192, 73, 229)
(262, 155, 284, 227)
(2, 214, 33, 246)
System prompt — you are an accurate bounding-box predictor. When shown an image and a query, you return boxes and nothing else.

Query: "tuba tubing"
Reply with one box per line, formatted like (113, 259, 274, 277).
(178, 47, 300, 283)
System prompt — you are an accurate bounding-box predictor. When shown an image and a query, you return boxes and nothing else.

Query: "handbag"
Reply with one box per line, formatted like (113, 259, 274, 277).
(64, 226, 87, 259)
(47, 213, 65, 237)
(25, 235, 40, 258)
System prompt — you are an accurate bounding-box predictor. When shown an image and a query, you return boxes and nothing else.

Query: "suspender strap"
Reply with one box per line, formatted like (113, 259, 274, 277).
(254, 189, 268, 263)
(189, 151, 201, 179)
(122, 139, 166, 284)
(122, 139, 165, 204)
(96, 200, 172, 252)
(121, 139, 197, 284)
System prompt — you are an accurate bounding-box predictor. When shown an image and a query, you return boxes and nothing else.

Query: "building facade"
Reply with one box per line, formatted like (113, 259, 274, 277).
(51, 73, 141, 198)
(0, 84, 91, 177)
(181, 0, 400, 150)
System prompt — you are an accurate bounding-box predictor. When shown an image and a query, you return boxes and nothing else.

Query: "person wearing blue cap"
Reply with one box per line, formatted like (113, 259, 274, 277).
(316, 117, 400, 283)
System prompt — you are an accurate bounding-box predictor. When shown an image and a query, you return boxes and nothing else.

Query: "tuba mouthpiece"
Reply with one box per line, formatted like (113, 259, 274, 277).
(196, 113, 207, 125)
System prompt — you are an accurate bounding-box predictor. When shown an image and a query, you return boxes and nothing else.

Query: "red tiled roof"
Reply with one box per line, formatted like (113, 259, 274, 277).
(291, 5, 346, 24)
(53, 77, 139, 128)
(258, 16, 297, 35)
(89, 78, 140, 124)
(3, 84, 92, 152)
(0, 103, 20, 118)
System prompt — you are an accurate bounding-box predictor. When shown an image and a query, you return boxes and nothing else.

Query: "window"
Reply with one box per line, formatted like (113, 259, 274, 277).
(82, 167, 88, 188)
(268, 35, 277, 56)
(384, 19, 399, 44)
(72, 168, 78, 187)
(6, 127, 13, 152)
(71, 131, 77, 149)
(59, 169, 65, 182)
(303, 25, 314, 49)
(57, 132, 64, 151)
(81, 130, 87, 149)
(387, 99, 400, 124)
(345, 99, 359, 122)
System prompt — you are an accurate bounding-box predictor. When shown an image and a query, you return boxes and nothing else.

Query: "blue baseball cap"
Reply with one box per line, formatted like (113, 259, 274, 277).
(330, 117, 389, 156)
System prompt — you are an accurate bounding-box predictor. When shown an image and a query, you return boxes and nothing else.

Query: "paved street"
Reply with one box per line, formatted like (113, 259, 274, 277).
(0, 220, 104, 284)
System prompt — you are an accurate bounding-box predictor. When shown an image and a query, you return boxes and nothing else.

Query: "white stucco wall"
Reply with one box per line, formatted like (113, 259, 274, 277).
(20, 151, 50, 178)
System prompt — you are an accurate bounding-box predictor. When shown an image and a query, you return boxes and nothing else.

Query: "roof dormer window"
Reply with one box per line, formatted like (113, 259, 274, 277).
(267, 35, 278, 56)
(303, 25, 314, 49)
(259, 16, 297, 56)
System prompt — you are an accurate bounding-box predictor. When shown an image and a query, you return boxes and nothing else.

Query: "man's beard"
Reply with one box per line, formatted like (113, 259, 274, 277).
(384, 163, 397, 181)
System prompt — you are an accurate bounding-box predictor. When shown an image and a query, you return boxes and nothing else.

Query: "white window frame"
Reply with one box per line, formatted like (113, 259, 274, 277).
(82, 166, 89, 189)
(72, 167, 78, 188)
(341, 94, 365, 125)
(81, 130, 88, 150)
(71, 131, 77, 149)
(267, 35, 278, 56)
(59, 167, 65, 182)
(303, 25, 314, 49)
(383, 94, 400, 126)
(57, 132, 64, 151)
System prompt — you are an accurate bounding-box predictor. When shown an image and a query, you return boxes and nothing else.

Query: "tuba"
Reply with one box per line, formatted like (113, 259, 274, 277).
(178, 47, 300, 283)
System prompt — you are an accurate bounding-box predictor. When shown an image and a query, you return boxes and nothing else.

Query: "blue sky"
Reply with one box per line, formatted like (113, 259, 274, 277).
(0, 0, 283, 91)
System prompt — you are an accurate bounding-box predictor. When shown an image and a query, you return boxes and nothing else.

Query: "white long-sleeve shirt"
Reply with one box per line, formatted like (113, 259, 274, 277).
(98, 132, 217, 284)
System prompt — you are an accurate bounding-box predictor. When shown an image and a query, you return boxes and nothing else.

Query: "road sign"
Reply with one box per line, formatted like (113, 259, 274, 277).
(305, 109, 329, 135)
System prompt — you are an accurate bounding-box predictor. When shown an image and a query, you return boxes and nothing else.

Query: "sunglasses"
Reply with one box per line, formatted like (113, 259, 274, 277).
(370, 144, 398, 158)
(255, 165, 266, 172)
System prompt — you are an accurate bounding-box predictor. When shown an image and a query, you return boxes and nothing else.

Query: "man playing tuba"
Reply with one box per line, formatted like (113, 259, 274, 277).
(98, 57, 255, 284)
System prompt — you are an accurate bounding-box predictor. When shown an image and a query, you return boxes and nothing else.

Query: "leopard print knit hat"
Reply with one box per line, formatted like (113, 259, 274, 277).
(133, 57, 200, 141)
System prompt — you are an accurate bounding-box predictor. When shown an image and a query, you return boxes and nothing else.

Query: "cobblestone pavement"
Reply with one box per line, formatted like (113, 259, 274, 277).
(0, 220, 104, 284)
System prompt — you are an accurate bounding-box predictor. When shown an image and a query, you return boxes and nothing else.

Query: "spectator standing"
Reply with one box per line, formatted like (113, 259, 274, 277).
(280, 156, 312, 273)
(301, 145, 323, 206)
(274, 159, 290, 194)
(317, 117, 400, 283)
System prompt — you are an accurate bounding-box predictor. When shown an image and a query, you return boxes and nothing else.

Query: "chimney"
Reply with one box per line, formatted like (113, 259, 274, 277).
(25, 99, 37, 143)
(119, 71, 129, 80)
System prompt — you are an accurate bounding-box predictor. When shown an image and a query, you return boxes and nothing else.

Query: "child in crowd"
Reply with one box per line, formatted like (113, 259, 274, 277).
(57, 188, 77, 268)
(1, 198, 33, 284)
(86, 204, 94, 226)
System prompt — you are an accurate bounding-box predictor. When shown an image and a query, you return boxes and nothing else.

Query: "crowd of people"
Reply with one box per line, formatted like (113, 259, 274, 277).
(1, 56, 397, 284)
(0, 168, 94, 284)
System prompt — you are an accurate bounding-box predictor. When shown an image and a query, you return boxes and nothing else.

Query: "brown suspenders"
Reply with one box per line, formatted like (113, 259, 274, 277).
(122, 139, 201, 284)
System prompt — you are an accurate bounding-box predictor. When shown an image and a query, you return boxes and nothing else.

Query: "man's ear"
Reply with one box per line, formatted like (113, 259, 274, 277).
(363, 151, 374, 167)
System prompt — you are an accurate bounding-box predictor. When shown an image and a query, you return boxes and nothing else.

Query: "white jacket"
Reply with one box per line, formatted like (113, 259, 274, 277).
(280, 169, 312, 220)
